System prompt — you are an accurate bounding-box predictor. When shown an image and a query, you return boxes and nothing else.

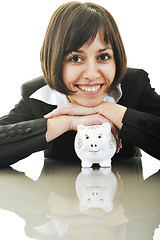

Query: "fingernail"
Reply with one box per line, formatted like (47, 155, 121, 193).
(116, 148, 120, 153)
(43, 114, 50, 118)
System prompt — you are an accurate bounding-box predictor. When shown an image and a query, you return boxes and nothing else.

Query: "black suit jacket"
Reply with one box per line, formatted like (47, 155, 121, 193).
(0, 68, 160, 167)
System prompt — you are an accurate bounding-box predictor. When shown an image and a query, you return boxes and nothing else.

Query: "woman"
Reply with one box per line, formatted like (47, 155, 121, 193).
(0, 1, 159, 167)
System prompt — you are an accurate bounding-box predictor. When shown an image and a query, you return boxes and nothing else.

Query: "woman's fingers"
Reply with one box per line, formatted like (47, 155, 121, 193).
(70, 114, 108, 131)
(44, 103, 97, 118)
(116, 138, 122, 153)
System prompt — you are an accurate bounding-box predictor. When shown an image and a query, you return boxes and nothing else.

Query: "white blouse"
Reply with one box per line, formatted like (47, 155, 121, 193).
(30, 84, 122, 107)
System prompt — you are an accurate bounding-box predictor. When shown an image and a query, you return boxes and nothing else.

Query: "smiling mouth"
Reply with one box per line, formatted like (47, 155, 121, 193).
(76, 84, 103, 93)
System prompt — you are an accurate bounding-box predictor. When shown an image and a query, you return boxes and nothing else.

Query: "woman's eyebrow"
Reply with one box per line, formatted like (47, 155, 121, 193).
(75, 49, 84, 53)
(98, 46, 112, 52)
(75, 45, 112, 54)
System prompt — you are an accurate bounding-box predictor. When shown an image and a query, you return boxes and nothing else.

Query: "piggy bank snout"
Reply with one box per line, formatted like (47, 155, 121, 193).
(90, 142, 99, 150)
(84, 187, 103, 202)
(89, 188, 101, 199)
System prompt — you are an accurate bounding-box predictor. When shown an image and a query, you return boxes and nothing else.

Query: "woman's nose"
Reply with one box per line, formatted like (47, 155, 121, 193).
(83, 60, 100, 81)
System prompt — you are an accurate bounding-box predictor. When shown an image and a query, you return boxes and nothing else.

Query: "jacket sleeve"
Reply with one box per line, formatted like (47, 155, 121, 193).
(119, 108, 160, 159)
(119, 70, 160, 160)
(0, 97, 50, 167)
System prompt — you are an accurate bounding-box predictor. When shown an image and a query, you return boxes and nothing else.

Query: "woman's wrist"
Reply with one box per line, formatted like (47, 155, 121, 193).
(46, 116, 71, 142)
(95, 102, 127, 130)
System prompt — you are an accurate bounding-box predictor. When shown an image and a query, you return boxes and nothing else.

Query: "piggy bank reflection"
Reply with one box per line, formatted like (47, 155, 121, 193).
(74, 123, 116, 168)
(75, 167, 118, 213)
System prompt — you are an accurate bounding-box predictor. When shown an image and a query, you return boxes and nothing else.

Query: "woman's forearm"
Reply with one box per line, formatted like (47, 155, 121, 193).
(45, 113, 116, 142)
(95, 102, 127, 130)
(46, 116, 71, 142)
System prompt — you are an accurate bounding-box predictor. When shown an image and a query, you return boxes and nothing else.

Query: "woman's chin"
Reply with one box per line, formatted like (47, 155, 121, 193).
(79, 99, 102, 108)
(68, 95, 104, 108)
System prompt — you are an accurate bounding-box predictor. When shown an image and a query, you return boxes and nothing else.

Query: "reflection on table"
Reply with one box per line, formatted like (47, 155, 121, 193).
(0, 157, 159, 240)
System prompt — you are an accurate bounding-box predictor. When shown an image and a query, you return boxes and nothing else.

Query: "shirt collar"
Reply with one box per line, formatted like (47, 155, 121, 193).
(30, 84, 122, 107)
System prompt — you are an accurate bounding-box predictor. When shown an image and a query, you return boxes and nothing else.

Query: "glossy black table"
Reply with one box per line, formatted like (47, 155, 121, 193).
(0, 156, 160, 240)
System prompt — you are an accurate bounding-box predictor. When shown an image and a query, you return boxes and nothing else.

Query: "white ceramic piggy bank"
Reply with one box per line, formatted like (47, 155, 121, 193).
(74, 123, 116, 168)
(75, 168, 117, 213)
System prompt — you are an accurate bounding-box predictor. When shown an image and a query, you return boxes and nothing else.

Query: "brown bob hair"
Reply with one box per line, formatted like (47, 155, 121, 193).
(41, 1, 127, 95)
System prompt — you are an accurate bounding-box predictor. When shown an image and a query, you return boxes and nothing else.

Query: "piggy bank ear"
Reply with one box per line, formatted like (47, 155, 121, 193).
(101, 123, 111, 132)
(77, 124, 86, 132)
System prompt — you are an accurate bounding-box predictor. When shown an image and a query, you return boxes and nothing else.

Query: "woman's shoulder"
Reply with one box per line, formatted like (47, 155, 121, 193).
(119, 68, 151, 105)
(124, 67, 148, 80)
(21, 76, 46, 98)
(122, 67, 149, 89)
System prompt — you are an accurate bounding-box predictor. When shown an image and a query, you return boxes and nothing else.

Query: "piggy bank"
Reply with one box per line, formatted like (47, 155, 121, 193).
(75, 168, 117, 213)
(74, 123, 116, 168)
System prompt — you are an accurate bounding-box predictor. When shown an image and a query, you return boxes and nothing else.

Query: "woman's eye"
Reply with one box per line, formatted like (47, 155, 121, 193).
(70, 55, 82, 63)
(98, 53, 110, 61)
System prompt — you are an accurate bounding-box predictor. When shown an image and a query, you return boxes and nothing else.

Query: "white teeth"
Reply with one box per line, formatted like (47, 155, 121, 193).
(78, 85, 101, 92)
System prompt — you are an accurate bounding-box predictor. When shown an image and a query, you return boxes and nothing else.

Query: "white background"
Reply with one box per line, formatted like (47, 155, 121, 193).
(0, 0, 160, 239)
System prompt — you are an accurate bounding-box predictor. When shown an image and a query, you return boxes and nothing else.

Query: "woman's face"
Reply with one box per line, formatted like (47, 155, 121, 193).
(62, 30, 116, 107)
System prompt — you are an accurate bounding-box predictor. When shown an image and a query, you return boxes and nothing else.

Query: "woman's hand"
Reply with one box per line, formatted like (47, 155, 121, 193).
(44, 102, 127, 130)
(94, 102, 127, 130)
(44, 103, 97, 118)
(45, 113, 113, 142)
(44, 103, 122, 152)
(44, 103, 118, 136)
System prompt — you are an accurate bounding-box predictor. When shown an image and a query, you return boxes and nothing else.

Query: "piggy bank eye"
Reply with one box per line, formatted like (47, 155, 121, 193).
(98, 134, 102, 138)
(85, 134, 89, 139)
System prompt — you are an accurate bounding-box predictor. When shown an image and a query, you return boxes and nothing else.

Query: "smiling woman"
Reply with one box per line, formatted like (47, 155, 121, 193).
(0, 1, 160, 167)
(62, 30, 116, 107)
(41, 2, 127, 95)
